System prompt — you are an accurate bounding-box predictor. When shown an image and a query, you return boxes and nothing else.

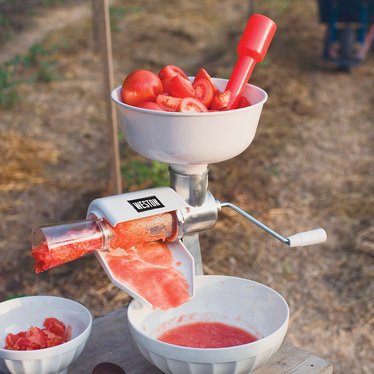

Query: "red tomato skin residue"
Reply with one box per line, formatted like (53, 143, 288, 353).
(158, 321, 257, 348)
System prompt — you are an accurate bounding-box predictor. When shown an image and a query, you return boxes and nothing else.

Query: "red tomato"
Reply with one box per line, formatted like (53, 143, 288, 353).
(138, 102, 164, 111)
(192, 78, 214, 107)
(121, 70, 163, 107)
(164, 75, 195, 99)
(158, 65, 188, 86)
(179, 97, 208, 112)
(194, 68, 219, 93)
(156, 94, 182, 112)
(209, 90, 232, 110)
(237, 96, 252, 108)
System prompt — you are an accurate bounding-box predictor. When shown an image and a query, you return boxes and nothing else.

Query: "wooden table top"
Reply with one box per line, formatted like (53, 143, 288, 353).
(69, 307, 333, 374)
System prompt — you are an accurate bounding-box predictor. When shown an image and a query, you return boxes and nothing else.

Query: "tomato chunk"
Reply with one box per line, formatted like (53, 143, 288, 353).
(179, 98, 208, 112)
(237, 95, 252, 108)
(156, 94, 182, 112)
(27, 327, 47, 350)
(164, 75, 195, 99)
(43, 317, 66, 337)
(158, 65, 188, 87)
(194, 68, 219, 93)
(138, 102, 164, 111)
(209, 90, 232, 110)
(4, 317, 71, 351)
(192, 78, 214, 107)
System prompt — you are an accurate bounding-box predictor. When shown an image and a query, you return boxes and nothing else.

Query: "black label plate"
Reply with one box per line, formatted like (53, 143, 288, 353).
(127, 195, 165, 213)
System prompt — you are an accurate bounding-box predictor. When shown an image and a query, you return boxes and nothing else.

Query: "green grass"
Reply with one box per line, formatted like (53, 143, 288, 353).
(0, 13, 10, 27)
(0, 65, 18, 109)
(0, 43, 61, 109)
(109, 5, 127, 32)
(121, 159, 169, 188)
(109, 5, 143, 32)
(255, 0, 293, 16)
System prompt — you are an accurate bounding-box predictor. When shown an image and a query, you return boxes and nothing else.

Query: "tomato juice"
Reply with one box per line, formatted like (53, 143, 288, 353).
(158, 321, 257, 348)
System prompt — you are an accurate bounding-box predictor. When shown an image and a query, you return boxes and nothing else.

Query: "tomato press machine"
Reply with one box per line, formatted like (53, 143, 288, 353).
(32, 76, 327, 308)
(109, 77, 327, 278)
(32, 14, 327, 306)
(30, 15, 329, 373)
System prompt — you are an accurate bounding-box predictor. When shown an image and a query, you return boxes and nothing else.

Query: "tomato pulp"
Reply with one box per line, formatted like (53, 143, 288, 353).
(158, 321, 257, 348)
(32, 214, 190, 310)
(105, 242, 190, 310)
(32, 231, 102, 273)
(32, 213, 177, 273)
(110, 213, 176, 249)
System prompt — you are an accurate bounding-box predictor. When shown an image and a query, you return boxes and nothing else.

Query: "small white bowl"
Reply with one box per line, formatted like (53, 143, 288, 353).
(0, 296, 92, 374)
(128, 275, 289, 374)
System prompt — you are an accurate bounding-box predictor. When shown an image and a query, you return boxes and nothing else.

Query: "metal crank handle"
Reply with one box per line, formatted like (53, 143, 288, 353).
(218, 201, 327, 247)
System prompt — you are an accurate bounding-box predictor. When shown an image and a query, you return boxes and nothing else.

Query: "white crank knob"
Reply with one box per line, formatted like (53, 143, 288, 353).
(287, 228, 327, 247)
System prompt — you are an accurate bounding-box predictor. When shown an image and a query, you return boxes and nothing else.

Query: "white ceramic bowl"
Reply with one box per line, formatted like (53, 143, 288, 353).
(128, 275, 289, 374)
(112, 78, 267, 174)
(0, 296, 92, 374)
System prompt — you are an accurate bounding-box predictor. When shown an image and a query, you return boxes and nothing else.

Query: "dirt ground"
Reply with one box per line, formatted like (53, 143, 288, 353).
(0, 1, 373, 373)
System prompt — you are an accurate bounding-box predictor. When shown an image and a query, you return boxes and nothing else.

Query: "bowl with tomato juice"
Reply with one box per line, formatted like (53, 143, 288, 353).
(0, 296, 92, 374)
(128, 275, 289, 374)
(111, 78, 267, 171)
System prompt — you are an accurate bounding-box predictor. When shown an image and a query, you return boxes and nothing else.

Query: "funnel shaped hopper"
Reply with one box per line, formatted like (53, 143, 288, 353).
(112, 78, 267, 173)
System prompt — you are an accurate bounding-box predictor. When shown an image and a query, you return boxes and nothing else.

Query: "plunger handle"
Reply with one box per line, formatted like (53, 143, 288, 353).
(226, 14, 277, 109)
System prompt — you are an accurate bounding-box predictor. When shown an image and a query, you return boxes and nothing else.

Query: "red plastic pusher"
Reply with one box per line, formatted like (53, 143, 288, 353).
(226, 14, 277, 109)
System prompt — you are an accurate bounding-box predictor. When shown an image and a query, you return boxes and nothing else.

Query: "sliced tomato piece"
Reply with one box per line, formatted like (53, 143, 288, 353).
(156, 94, 182, 112)
(43, 329, 65, 348)
(137, 101, 164, 111)
(164, 75, 195, 99)
(209, 90, 232, 110)
(4, 318, 71, 351)
(158, 65, 188, 87)
(14, 337, 31, 350)
(27, 327, 47, 349)
(5, 333, 18, 348)
(179, 97, 208, 112)
(194, 68, 219, 93)
(5, 332, 26, 350)
(43, 317, 66, 337)
(192, 78, 214, 107)
(237, 96, 252, 108)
